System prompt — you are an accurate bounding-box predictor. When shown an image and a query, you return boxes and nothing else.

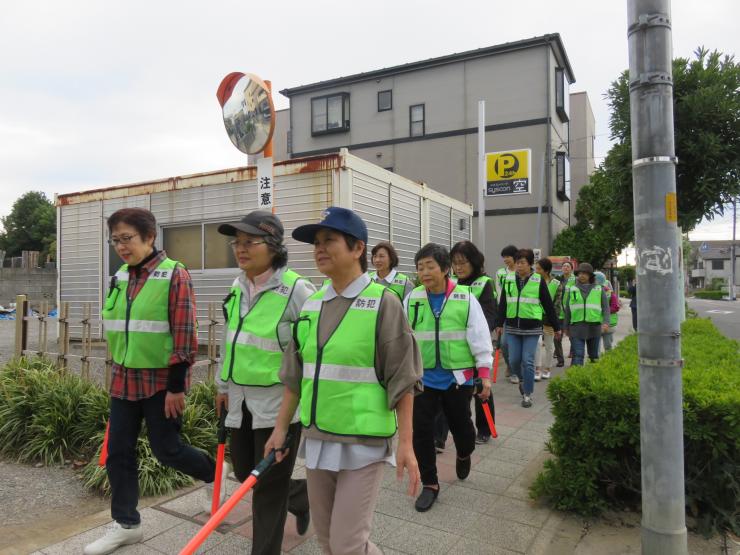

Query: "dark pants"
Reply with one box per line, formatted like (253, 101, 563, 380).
(413, 385, 476, 486)
(571, 336, 601, 366)
(107, 390, 216, 526)
(631, 307, 637, 330)
(474, 395, 496, 438)
(230, 403, 308, 555)
(553, 319, 565, 364)
(434, 410, 449, 446)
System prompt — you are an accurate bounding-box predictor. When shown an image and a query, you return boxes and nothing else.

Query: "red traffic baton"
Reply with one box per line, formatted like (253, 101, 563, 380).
(474, 378, 498, 439)
(98, 421, 110, 467)
(179, 434, 292, 555)
(492, 348, 500, 384)
(211, 410, 229, 516)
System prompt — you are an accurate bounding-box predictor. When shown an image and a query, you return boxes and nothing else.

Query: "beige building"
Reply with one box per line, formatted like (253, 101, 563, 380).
(260, 34, 595, 265)
(568, 91, 596, 223)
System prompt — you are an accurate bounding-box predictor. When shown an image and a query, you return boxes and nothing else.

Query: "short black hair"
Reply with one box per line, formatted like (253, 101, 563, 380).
(501, 245, 518, 258)
(537, 257, 552, 274)
(371, 241, 399, 269)
(450, 241, 485, 278)
(514, 248, 535, 266)
(415, 243, 451, 275)
(108, 208, 157, 241)
(343, 233, 368, 273)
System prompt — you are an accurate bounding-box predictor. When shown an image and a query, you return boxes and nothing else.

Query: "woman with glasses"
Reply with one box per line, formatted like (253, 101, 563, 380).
(87, 208, 217, 555)
(215, 210, 315, 554)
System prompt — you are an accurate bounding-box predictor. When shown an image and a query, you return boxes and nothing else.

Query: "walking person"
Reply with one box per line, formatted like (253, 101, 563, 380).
(86, 208, 217, 555)
(496, 245, 518, 382)
(596, 273, 620, 352)
(534, 257, 563, 381)
(553, 260, 576, 366)
(495, 249, 561, 408)
(407, 243, 493, 511)
(628, 279, 638, 330)
(369, 241, 415, 301)
(450, 240, 497, 445)
(563, 263, 610, 366)
(265, 207, 421, 555)
(214, 211, 313, 553)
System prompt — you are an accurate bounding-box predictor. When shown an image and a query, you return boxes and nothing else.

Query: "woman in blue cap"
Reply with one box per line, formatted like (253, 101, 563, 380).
(265, 207, 422, 555)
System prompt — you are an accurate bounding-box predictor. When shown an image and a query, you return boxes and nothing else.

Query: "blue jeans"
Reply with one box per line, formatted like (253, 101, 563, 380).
(571, 337, 601, 366)
(506, 333, 540, 395)
(107, 390, 215, 526)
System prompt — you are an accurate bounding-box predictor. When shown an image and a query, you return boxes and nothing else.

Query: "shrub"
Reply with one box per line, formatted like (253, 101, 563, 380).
(531, 319, 740, 537)
(0, 358, 218, 497)
(694, 290, 724, 300)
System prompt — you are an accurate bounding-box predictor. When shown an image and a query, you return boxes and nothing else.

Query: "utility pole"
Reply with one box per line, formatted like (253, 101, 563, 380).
(731, 196, 737, 301)
(478, 101, 486, 254)
(627, 2, 688, 554)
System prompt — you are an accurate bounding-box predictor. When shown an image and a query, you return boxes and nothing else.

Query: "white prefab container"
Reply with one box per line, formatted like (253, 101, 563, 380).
(56, 149, 472, 339)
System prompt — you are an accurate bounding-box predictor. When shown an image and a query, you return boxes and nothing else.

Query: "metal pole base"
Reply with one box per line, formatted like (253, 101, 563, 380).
(641, 525, 688, 555)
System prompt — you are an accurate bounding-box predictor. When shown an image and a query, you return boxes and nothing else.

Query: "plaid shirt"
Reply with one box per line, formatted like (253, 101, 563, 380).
(108, 250, 197, 401)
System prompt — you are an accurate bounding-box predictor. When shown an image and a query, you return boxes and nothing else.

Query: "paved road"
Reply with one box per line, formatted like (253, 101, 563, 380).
(686, 297, 740, 340)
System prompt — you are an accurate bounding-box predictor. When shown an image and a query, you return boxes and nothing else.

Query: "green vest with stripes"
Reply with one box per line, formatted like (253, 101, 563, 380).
(469, 275, 496, 300)
(295, 282, 397, 438)
(568, 285, 604, 324)
(559, 275, 576, 319)
(369, 271, 410, 301)
(221, 269, 304, 386)
(102, 258, 179, 369)
(504, 273, 543, 321)
(407, 284, 476, 371)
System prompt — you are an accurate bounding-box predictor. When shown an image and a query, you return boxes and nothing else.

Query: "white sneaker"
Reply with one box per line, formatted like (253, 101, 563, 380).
(542, 370, 551, 379)
(509, 375, 519, 384)
(202, 461, 232, 514)
(534, 370, 542, 382)
(83, 522, 143, 555)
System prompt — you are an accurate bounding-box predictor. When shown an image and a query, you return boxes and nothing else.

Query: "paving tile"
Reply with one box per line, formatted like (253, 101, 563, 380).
(487, 424, 518, 438)
(474, 458, 527, 480)
(455, 469, 512, 495)
(144, 521, 226, 554)
(465, 514, 539, 553)
(436, 462, 461, 483)
(432, 483, 499, 514)
(501, 437, 545, 454)
(445, 537, 519, 555)
(486, 497, 552, 527)
(232, 513, 313, 552)
(521, 419, 552, 433)
(525, 528, 579, 555)
(502, 478, 535, 501)
(286, 535, 323, 554)
(203, 533, 252, 554)
(113, 544, 165, 554)
(436, 449, 481, 467)
(368, 512, 407, 544)
(411, 498, 481, 534)
(374, 488, 420, 522)
(139, 508, 186, 540)
(193, 500, 252, 526)
(484, 446, 536, 465)
(159, 489, 208, 518)
(380, 465, 449, 495)
(41, 525, 118, 555)
(380, 521, 459, 555)
(512, 429, 549, 444)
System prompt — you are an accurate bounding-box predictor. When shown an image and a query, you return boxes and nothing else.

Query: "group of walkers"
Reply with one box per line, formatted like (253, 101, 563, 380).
(87, 205, 621, 555)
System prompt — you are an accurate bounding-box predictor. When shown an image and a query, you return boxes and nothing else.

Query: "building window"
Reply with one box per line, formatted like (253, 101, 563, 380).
(378, 90, 392, 112)
(555, 152, 570, 201)
(556, 68, 569, 122)
(162, 223, 237, 271)
(286, 130, 292, 154)
(410, 104, 425, 137)
(311, 93, 350, 136)
(711, 259, 725, 270)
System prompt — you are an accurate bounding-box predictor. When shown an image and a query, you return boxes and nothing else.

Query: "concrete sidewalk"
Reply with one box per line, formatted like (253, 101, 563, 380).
(26, 306, 722, 554)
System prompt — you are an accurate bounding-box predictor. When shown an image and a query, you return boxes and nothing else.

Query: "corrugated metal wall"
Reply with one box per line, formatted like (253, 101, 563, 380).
(59, 201, 103, 337)
(429, 201, 452, 248)
(391, 187, 422, 276)
(452, 208, 472, 247)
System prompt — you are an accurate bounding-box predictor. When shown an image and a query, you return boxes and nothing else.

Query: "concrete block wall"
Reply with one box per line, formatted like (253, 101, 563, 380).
(0, 267, 57, 309)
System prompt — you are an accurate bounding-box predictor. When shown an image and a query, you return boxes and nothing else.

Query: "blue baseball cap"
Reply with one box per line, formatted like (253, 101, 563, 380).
(292, 206, 368, 244)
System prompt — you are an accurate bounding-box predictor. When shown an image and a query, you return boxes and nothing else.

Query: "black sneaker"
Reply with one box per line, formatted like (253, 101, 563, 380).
(556, 361, 565, 367)
(295, 510, 310, 536)
(434, 439, 445, 453)
(475, 433, 490, 445)
(456, 456, 472, 480)
(415, 486, 439, 512)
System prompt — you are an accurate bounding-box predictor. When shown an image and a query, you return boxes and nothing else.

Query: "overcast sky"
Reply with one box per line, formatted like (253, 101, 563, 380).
(1, 0, 737, 240)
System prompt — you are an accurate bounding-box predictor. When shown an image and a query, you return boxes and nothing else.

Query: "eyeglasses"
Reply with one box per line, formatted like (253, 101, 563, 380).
(229, 239, 266, 249)
(108, 234, 138, 246)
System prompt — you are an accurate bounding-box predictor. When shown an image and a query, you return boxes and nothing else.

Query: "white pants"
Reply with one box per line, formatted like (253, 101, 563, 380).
(535, 326, 555, 370)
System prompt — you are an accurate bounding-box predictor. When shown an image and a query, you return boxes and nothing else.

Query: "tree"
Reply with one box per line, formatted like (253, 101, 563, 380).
(0, 191, 56, 260)
(553, 48, 740, 264)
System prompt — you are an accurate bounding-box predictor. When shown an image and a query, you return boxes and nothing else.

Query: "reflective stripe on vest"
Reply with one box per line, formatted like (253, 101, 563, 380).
(504, 273, 543, 321)
(569, 285, 604, 324)
(296, 283, 397, 438)
(559, 275, 576, 319)
(221, 269, 303, 386)
(101, 258, 178, 369)
(407, 284, 476, 370)
(369, 271, 410, 301)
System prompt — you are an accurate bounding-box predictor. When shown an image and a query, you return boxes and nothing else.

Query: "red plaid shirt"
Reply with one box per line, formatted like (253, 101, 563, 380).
(108, 250, 197, 401)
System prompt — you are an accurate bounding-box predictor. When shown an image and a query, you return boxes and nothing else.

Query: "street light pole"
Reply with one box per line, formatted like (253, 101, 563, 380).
(627, 1, 688, 554)
(731, 196, 737, 301)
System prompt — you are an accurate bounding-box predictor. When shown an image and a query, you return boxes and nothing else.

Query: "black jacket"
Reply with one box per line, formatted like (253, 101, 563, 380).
(495, 273, 560, 332)
(457, 274, 497, 331)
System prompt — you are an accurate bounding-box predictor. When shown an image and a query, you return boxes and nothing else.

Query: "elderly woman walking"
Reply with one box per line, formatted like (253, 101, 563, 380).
(563, 263, 610, 366)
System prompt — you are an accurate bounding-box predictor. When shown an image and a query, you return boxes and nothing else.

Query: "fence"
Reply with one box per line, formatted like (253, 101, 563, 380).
(12, 294, 223, 387)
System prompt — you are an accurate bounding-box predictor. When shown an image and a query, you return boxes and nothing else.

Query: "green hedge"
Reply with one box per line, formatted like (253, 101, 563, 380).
(531, 319, 740, 537)
(693, 290, 724, 300)
(0, 357, 218, 497)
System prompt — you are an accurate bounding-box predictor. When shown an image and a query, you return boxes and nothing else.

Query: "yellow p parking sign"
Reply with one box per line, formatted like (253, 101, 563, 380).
(486, 149, 531, 196)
